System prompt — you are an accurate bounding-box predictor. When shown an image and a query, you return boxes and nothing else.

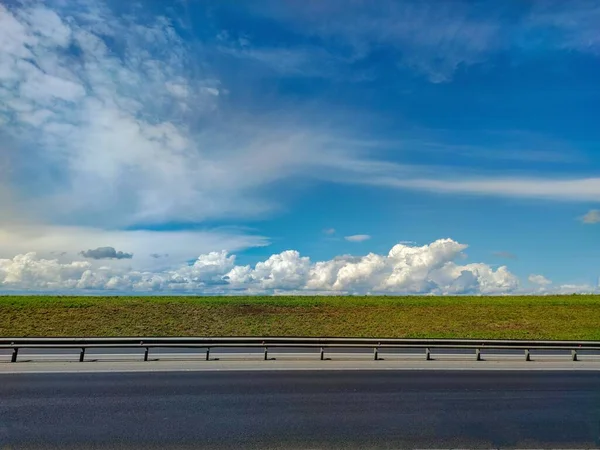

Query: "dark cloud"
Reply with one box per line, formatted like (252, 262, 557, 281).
(150, 253, 169, 258)
(80, 246, 133, 260)
(492, 251, 517, 260)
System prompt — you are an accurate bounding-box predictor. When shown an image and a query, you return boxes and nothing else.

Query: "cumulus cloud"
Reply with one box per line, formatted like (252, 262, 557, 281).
(345, 234, 371, 242)
(0, 253, 94, 290)
(0, 238, 524, 295)
(580, 210, 600, 224)
(80, 247, 133, 260)
(528, 274, 552, 286)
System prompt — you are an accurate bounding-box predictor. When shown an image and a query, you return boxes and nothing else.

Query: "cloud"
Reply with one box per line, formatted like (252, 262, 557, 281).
(0, 0, 372, 230)
(150, 253, 169, 259)
(0, 238, 523, 295)
(234, 0, 502, 83)
(2, 0, 600, 239)
(360, 175, 600, 202)
(0, 225, 268, 268)
(345, 234, 371, 242)
(580, 210, 600, 224)
(528, 274, 552, 286)
(217, 41, 338, 78)
(0, 0, 215, 227)
(224, 1, 600, 83)
(80, 247, 133, 260)
(323, 228, 336, 235)
(526, 0, 600, 55)
(493, 251, 517, 260)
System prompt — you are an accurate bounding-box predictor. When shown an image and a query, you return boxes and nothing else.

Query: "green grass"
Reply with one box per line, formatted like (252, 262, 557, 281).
(2, 295, 600, 340)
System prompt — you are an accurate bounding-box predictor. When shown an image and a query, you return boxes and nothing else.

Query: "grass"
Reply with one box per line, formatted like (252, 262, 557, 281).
(1, 295, 600, 340)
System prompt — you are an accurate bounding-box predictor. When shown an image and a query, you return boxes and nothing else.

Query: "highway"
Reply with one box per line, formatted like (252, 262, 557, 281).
(2, 370, 600, 449)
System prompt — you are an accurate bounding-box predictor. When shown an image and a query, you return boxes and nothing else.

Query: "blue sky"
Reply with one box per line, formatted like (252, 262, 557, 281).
(1, 0, 600, 294)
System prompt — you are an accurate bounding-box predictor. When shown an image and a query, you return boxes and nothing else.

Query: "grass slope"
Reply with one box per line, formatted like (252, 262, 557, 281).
(1, 295, 600, 340)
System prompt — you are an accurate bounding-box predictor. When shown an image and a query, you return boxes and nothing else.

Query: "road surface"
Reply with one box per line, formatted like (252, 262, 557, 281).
(2, 370, 600, 449)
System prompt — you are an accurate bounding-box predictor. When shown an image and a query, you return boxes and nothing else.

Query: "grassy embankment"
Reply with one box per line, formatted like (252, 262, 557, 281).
(1, 295, 599, 339)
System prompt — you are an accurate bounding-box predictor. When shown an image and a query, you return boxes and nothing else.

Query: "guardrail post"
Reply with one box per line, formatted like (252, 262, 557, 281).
(6, 338, 595, 366)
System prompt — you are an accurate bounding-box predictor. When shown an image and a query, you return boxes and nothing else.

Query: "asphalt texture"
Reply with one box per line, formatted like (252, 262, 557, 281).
(2, 371, 600, 449)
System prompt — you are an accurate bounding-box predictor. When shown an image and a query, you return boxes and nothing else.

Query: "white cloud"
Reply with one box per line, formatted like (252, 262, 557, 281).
(549, 284, 597, 295)
(200, 87, 220, 96)
(0, 253, 94, 290)
(323, 228, 336, 235)
(0, 1, 366, 229)
(4, 237, 599, 295)
(345, 234, 371, 242)
(0, 225, 268, 269)
(580, 210, 600, 224)
(227, 250, 312, 290)
(170, 251, 236, 287)
(528, 274, 552, 286)
(361, 175, 600, 202)
(3, 0, 600, 280)
(0, 238, 524, 295)
(2, 0, 599, 237)
(165, 81, 189, 98)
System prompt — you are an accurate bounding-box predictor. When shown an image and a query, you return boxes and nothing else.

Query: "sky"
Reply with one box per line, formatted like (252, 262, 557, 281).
(1, 0, 600, 295)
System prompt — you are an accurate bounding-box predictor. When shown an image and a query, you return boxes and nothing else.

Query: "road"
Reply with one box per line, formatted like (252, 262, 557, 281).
(2, 370, 600, 449)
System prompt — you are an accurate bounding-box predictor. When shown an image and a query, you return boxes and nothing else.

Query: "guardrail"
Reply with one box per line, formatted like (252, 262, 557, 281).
(2, 337, 599, 363)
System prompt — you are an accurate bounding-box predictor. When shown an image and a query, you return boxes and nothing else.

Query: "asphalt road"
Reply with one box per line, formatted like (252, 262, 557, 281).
(2, 371, 600, 449)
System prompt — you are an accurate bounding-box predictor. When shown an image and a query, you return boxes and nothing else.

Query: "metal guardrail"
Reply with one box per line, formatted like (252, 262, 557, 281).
(2, 337, 599, 363)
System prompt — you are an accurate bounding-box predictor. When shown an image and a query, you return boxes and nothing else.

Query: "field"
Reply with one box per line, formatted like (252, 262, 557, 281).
(1, 295, 600, 340)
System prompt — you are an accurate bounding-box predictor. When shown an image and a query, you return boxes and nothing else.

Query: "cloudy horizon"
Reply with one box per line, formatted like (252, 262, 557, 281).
(1, 0, 600, 295)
